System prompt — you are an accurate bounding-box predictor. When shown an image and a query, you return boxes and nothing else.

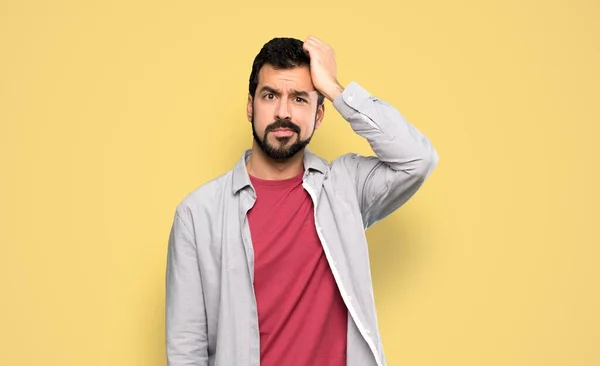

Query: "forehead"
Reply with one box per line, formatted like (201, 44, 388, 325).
(257, 64, 315, 92)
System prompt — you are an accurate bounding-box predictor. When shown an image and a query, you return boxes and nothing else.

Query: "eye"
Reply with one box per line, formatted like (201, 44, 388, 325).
(295, 97, 307, 103)
(264, 93, 275, 100)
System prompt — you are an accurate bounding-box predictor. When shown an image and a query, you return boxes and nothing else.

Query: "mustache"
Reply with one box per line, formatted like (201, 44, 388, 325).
(265, 119, 301, 135)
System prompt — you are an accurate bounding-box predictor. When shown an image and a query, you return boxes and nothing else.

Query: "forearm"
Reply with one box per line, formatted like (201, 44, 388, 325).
(332, 81, 438, 176)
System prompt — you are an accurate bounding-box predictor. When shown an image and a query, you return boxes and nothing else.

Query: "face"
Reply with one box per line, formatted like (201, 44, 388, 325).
(247, 64, 324, 160)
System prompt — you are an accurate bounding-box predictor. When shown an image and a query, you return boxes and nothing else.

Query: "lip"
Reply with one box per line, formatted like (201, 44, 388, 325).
(271, 128, 295, 137)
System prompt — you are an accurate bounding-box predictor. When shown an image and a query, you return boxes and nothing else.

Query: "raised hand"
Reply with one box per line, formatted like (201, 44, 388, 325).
(302, 36, 345, 102)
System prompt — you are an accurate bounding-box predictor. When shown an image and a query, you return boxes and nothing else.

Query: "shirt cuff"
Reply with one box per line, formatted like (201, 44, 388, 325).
(332, 81, 373, 120)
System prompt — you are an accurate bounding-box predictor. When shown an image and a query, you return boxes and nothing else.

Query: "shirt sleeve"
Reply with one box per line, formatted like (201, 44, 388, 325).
(166, 208, 209, 365)
(332, 81, 439, 228)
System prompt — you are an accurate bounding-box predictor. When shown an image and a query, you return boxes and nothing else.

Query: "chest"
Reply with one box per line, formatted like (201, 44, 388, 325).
(246, 183, 321, 272)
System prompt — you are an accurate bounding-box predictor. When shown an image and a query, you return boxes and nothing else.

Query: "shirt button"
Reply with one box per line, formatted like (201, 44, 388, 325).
(348, 95, 354, 102)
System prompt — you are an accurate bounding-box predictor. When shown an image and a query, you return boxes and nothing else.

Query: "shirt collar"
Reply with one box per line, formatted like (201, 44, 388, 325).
(232, 148, 328, 194)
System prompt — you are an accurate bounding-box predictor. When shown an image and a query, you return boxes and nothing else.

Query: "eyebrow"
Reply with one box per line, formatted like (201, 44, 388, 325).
(258, 86, 312, 100)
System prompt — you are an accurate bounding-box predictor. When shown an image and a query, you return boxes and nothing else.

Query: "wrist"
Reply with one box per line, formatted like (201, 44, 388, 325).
(322, 80, 345, 102)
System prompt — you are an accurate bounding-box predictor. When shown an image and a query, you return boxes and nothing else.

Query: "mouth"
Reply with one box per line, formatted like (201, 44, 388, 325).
(271, 128, 295, 138)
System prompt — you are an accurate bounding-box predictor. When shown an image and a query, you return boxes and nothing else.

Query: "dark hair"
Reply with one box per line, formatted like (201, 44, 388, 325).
(248, 37, 325, 106)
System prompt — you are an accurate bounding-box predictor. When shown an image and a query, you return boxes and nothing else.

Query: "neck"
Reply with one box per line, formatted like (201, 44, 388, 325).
(246, 143, 305, 180)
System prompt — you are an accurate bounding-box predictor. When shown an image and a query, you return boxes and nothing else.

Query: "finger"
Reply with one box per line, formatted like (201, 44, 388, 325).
(306, 36, 323, 45)
(308, 36, 329, 49)
(302, 42, 312, 55)
(307, 35, 323, 44)
(305, 39, 320, 49)
(302, 41, 317, 54)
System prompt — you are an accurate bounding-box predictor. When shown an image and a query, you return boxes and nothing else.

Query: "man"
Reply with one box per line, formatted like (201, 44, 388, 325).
(166, 36, 438, 366)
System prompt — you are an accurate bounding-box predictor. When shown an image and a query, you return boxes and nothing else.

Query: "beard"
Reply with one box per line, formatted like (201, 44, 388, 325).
(252, 115, 315, 160)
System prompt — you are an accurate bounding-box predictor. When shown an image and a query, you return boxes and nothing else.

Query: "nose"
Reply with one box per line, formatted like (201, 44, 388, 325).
(275, 98, 291, 120)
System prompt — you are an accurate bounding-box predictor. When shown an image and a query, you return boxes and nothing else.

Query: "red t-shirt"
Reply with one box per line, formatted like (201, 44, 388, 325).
(247, 169, 348, 365)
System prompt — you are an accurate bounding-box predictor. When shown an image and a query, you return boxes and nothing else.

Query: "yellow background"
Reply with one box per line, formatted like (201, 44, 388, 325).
(1, 0, 598, 365)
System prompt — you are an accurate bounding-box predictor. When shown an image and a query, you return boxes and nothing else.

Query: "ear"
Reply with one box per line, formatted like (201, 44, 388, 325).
(246, 94, 253, 122)
(314, 103, 325, 129)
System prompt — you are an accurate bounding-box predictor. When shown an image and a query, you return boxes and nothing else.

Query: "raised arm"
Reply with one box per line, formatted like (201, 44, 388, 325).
(332, 82, 438, 228)
(302, 35, 438, 228)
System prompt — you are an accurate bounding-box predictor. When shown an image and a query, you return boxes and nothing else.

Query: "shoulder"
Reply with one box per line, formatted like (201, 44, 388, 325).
(174, 169, 234, 222)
